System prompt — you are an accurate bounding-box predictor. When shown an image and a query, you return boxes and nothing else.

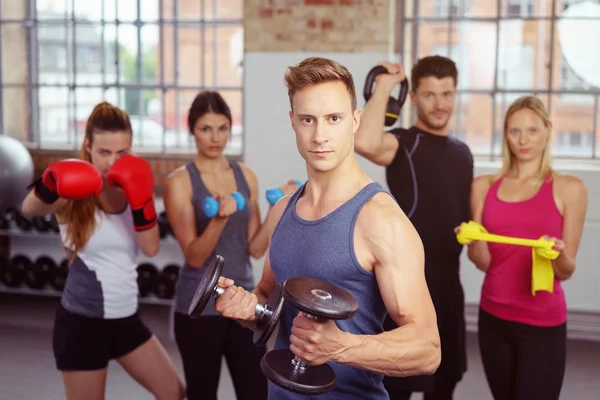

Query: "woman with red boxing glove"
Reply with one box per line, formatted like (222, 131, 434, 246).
(164, 91, 288, 400)
(21, 101, 185, 400)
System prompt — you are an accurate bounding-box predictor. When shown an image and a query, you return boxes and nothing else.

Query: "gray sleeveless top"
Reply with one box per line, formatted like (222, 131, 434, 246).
(173, 160, 255, 316)
(269, 181, 391, 400)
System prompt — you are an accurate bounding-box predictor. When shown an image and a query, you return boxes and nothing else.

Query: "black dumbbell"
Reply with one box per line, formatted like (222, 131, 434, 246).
(0, 254, 7, 282)
(154, 264, 180, 299)
(25, 256, 56, 290)
(0, 210, 10, 230)
(32, 214, 59, 233)
(137, 263, 158, 297)
(6, 208, 32, 232)
(2, 254, 31, 287)
(260, 277, 359, 395)
(158, 212, 171, 239)
(50, 258, 69, 291)
(187, 255, 284, 346)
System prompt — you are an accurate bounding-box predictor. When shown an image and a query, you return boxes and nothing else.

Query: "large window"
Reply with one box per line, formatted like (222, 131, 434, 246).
(404, 0, 600, 158)
(0, 0, 244, 155)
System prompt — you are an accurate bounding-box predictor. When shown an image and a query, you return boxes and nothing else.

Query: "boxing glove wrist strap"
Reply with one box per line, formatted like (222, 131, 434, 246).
(132, 201, 157, 231)
(31, 178, 59, 204)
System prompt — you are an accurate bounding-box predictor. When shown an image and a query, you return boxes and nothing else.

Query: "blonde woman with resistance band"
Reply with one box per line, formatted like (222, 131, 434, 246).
(456, 95, 588, 400)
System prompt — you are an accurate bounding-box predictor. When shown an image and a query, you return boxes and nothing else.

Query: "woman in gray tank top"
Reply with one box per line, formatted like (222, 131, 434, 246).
(163, 91, 298, 400)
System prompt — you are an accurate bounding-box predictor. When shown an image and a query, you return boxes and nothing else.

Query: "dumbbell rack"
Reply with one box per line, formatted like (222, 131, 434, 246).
(0, 224, 180, 306)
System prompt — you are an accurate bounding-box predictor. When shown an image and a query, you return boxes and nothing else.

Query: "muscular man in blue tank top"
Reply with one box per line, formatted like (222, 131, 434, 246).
(214, 57, 441, 400)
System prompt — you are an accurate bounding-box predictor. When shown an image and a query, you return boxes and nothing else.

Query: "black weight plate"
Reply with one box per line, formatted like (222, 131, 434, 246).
(137, 263, 158, 297)
(3, 255, 31, 287)
(26, 256, 56, 289)
(253, 283, 284, 346)
(50, 259, 69, 291)
(188, 255, 224, 318)
(154, 264, 180, 299)
(261, 349, 336, 395)
(283, 277, 359, 320)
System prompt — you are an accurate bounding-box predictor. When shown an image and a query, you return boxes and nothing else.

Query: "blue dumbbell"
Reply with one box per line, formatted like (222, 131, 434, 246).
(202, 192, 246, 218)
(265, 180, 303, 205)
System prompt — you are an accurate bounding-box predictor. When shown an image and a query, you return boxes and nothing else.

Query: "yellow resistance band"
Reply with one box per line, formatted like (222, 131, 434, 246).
(456, 221, 560, 296)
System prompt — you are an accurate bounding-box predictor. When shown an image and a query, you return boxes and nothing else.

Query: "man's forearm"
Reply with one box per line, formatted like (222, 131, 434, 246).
(333, 323, 440, 377)
(233, 287, 269, 331)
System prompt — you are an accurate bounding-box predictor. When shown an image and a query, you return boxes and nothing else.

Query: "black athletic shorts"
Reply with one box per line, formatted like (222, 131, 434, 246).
(383, 278, 467, 392)
(52, 303, 153, 371)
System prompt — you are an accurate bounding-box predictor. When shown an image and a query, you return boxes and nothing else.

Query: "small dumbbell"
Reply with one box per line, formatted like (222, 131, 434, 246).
(188, 255, 284, 346)
(266, 180, 303, 205)
(201, 192, 246, 218)
(260, 277, 359, 395)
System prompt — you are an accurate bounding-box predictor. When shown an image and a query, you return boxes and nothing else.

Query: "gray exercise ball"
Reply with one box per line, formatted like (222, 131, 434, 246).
(0, 135, 34, 210)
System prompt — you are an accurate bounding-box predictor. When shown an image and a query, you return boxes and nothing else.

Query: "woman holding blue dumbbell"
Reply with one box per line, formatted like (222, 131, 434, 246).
(163, 91, 282, 400)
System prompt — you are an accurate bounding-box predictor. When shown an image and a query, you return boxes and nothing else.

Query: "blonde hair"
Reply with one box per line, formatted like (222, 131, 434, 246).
(62, 101, 132, 263)
(284, 57, 357, 111)
(499, 95, 553, 185)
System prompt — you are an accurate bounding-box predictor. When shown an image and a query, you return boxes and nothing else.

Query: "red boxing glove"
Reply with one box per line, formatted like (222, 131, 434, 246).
(33, 159, 103, 204)
(106, 154, 157, 231)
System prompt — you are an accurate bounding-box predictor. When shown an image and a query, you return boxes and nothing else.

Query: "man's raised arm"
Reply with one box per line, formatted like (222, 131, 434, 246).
(354, 62, 405, 167)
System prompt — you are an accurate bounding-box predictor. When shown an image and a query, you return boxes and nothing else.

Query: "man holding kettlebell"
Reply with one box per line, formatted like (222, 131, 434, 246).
(355, 56, 474, 400)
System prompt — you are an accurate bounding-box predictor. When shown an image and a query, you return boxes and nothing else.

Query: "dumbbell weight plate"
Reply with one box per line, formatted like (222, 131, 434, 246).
(154, 265, 180, 299)
(261, 349, 336, 395)
(26, 256, 56, 289)
(188, 255, 224, 318)
(137, 263, 158, 297)
(282, 277, 359, 320)
(2, 255, 31, 287)
(50, 259, 69, 291)
(253, 283, 284, 346)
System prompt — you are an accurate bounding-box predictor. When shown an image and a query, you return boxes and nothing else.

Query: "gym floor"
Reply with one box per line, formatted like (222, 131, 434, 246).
(1, 294, 598, 400)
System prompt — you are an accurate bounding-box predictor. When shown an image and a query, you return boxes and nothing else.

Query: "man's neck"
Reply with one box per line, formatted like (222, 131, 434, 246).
(304, 155, 368, 206)
(415, 120, 449, 137)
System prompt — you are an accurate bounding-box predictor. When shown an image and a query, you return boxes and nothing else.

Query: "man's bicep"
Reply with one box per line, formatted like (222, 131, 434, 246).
(374, 215, 433, 328)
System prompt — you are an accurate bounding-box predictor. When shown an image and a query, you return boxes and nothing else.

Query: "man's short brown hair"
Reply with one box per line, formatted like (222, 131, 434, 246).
(411, 55, 458, 91)
(284, 57, 357, 111)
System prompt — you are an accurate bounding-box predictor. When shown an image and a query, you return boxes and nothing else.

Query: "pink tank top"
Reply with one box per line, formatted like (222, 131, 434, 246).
(480, 175, 566, 327)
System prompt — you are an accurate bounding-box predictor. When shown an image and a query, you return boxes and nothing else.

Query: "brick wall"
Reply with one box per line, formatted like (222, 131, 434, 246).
(244, 0, 395, 53)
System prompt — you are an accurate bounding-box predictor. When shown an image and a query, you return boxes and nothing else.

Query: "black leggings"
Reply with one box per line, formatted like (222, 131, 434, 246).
(478, 308, 566, 400)
(174, 313, 268, 400)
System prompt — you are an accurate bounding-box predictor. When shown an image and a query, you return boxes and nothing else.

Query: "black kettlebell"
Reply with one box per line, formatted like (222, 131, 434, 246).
(363, 65, 409, 127)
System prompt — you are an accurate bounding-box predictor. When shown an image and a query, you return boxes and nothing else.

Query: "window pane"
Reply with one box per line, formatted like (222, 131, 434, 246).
(453, 93, 494, 156)
(38, 86, 73, 148)
(554, 1, 600, 93)
(419, 22, 497, 90)
(176, 26, 211, 87)
(596, 95, 600, 158)
(497, 19, 550, 92)
(500, 0, 541, 18)
(216, 26, 243, 87)
(418, 0, 470, 19)
(550, 94, 596, 158)
(2, 88, 30, 143)
(555, 0, 600, 16)
(171, 0, 243, 20)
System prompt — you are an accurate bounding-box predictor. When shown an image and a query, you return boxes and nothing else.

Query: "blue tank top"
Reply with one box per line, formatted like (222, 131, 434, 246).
(174, 160, 255, 316)
(269, 182, 390, 400)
